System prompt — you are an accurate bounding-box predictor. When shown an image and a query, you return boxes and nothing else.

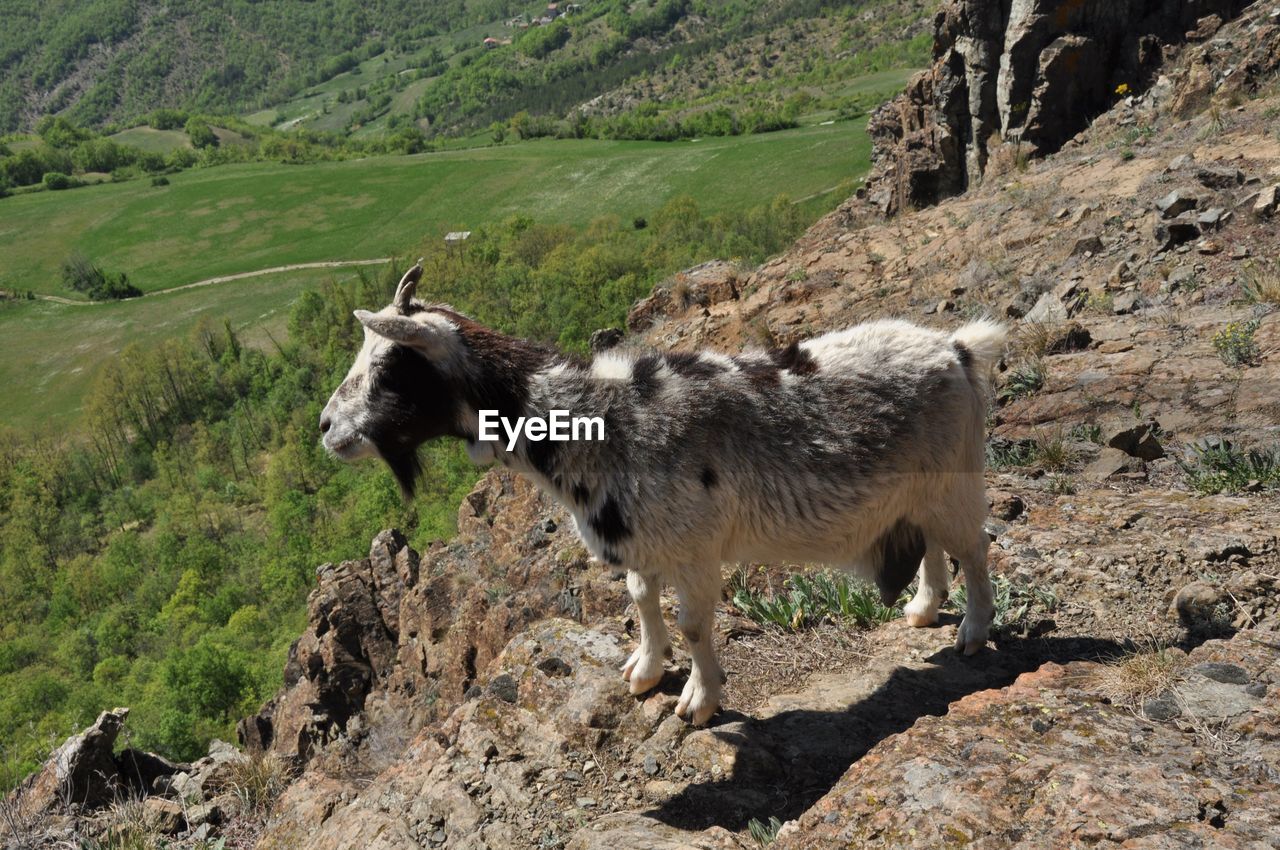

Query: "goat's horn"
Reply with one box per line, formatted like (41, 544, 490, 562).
(393, 259, 425, 312)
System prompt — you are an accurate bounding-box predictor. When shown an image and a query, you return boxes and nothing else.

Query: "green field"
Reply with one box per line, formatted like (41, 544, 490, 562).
(0, 121, 872, 429)
(0, 266, 368, 431)
(1, 121, 870, 296)
(107, 126, 192, 154)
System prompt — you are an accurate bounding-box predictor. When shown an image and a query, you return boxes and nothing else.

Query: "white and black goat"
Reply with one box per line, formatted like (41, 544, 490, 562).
(321, 263, 1006, 725)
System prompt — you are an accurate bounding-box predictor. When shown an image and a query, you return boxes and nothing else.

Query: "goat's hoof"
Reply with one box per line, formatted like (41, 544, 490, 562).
(674, 678, 721, 726)
(622, 646, 666, 694)
(902, 600, 939, 628)
(954, 615, 991, 655)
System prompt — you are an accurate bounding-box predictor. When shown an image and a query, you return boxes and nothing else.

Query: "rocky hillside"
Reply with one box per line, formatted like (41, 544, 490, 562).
(6, 1, 1280, 848)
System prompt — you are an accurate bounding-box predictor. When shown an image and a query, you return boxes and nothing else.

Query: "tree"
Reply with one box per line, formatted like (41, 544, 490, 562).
(184, 117, 218, 149)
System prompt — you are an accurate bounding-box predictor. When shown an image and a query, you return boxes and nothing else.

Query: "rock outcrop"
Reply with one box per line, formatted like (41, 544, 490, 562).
(775, 632, 1280, 849)
(239, 476, 632, 773)
(236, 6, 1280, 845)
(865, 0, 1253, 214)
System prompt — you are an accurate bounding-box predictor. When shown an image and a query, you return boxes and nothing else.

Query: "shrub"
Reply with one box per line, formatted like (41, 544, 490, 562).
(60, 252, 142, 300)
(151, 176, 169, 187)
(42, 171, 72, 190)
(185, 117, 219, 149)
(748, 816, 784, 846)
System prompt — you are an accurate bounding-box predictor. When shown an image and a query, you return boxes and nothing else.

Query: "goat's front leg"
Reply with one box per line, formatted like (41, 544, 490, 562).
(673, 569, 723, 725)
(622, 570, 671, 694)
(903, 541, 948, 627)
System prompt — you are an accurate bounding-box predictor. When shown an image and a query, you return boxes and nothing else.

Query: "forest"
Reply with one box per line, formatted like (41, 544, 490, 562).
(0, 193, 813, 790)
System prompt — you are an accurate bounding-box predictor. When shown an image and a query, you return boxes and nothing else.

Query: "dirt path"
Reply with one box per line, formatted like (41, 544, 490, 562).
(2, 258, 392, 306)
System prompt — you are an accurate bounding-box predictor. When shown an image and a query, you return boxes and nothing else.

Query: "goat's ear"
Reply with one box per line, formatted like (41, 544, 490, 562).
(354, 310, 453, 357)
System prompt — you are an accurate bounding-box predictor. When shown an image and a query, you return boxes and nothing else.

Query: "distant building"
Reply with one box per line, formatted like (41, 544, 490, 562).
(483, 37, 500, 48)
(444, 231, 472, 246)
(563, 3, 582, 12)
(546, 3, 561, 18)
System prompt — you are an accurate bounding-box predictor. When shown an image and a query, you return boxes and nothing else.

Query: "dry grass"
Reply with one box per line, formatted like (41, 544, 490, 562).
(1242, 260, 1280, 305)
(720, 622, 870, 713)
(1033, 428, 1074, 471)
(1092, 642, 1188, 709)
(226, 753, 292, 816)
(1012, 320, 1056, 361)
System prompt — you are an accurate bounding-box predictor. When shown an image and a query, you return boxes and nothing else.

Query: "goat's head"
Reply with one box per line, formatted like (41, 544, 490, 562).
(320, 261, 464, 495)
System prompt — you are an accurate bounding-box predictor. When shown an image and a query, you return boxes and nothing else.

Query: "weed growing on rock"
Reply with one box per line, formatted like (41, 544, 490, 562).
(1178, 439, 1280, 494)
(986, 437, 1037, 469)
(1212, 318, 1260, 366)
(1033, 429, 1073, 471)
(1045, 474, 1077, 495)
(747, 815, 783, 845)
(1093, 642, 1187, 710)
(731, 570, 899, 631)
(999, 359, 1046, 402)
(950, 575, 1059, 632)
(1068, 422, 1103, 444)
(228, 753, 291, 815)
(1241, 260, 1280, 304)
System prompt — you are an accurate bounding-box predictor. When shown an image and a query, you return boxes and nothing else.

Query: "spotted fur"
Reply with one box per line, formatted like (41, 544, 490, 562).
(321, 290, 1006, 726)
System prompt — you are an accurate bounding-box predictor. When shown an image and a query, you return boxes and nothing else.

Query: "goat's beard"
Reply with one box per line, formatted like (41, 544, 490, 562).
(383, 449, 424, 498)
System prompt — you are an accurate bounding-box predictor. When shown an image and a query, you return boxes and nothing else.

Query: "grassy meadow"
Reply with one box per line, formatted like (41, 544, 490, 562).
(0, 120, 872, 429)
(2, 122, 869, 296)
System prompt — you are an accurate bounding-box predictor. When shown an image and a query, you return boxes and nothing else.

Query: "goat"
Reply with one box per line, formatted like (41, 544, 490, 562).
(321, 263, 1006, 725)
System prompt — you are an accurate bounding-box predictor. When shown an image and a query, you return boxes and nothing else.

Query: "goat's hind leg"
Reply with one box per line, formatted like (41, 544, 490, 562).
(952, 532, 994, 655)
(903, 540, 949, 628)
(622, 570, 671, 694)
(673, 567, 723, 725)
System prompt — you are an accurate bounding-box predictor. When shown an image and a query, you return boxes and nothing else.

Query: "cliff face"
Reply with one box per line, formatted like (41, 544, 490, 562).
(865, 0, 1256, 213)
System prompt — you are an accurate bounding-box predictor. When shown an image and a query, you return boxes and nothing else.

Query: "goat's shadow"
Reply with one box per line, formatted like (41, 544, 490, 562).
(643, 633, 1136, 832)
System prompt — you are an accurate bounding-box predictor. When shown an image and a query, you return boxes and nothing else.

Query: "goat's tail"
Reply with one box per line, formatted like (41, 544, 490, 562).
(950, 319, 1007, 395)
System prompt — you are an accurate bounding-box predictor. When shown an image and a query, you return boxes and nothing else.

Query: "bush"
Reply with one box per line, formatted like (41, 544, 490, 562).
(185, 117, 219, 149)
(42, 171, 72, 190)
(151, 176, 170, 187)
(60, 252, 141, 300)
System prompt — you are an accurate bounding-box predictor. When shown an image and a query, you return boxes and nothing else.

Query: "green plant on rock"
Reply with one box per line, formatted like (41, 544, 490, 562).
(748, 816, 784, 846)
(998, 359, 1046, 402)
(1177, 439, 1280, 494)
(1212, 319, 1260, 366)
(949, 574, 1059, 633)
(731, 570, 899, 631)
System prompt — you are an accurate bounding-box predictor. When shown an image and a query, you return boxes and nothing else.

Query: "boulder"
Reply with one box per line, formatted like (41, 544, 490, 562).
(864, 0, 1253, 214)
(1156, 189, 1200, 218)
(1106, 422, 1165, 460)
(589, 328, 623, 353)
(142, 797, 186, 835)
(1254, 185, 1278, 218)
(1153, 215, 1200, 250)
(8, 708, 129, 816)
(1084, 447, 1142, 481)
(1022, 292, 1068, 325)
(1194, 164, 1244, 189)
